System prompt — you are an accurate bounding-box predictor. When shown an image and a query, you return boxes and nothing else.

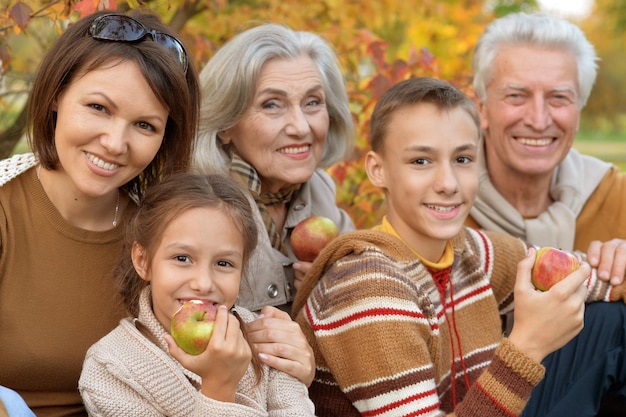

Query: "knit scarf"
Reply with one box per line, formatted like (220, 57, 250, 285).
(229, 154, 300, 255)
(470, 143, 611, 250)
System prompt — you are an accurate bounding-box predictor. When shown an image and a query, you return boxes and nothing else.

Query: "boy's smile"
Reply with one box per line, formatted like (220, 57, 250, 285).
(366, 103, 480, 262)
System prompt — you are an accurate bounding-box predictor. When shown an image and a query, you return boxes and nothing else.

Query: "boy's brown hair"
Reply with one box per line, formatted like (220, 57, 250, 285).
(369, 77, 481, 153)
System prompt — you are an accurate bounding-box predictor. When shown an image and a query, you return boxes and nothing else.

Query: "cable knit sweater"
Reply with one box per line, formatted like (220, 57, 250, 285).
(292, 227, 626, 417)
(79, 287, 315, 416)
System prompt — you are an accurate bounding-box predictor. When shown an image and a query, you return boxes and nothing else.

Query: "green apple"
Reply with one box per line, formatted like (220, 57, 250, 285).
(531, 247, 581, 291)
(170, 300, 217, 355)
(290, 216, 339, 262)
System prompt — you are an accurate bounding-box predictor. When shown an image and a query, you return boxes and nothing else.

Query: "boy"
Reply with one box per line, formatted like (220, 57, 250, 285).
(293, 77, 626, 416)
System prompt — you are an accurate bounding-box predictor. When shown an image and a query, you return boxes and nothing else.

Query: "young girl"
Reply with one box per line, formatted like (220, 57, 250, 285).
(79, 173, 315, 415)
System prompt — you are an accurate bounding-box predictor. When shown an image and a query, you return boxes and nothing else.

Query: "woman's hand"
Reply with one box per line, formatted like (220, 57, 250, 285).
(293, 261, 313, 291)
(508, 247, 590, 363)
(245, 305, 315, 386)
(165, 305, 251, 402)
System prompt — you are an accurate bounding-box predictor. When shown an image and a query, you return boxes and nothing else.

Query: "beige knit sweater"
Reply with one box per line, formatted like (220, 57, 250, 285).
(79, 287, 315, 416)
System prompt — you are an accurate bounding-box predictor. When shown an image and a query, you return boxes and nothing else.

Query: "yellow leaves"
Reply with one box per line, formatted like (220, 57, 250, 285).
(0, 0, 491, 227)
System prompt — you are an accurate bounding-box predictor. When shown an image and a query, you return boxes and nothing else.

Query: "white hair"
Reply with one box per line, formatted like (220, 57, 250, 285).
(192, 23, 354, 175)
(472, 12, 599, 108)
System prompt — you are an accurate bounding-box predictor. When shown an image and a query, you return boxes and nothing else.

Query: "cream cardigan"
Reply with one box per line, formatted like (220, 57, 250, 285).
(79, 287, 316, 416)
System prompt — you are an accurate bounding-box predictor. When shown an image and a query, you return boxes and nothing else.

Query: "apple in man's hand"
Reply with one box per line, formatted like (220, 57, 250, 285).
(531, 247, 581, 291)
(171, 300, 217, 355)
(290, 216, 339, 262)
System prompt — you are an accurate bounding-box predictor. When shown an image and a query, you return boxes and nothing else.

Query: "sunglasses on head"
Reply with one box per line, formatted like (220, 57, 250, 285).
(89, 14, 188, 73)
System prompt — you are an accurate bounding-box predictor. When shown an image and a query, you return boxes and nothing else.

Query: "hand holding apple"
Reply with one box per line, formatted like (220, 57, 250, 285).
(167, 304, 252, 402)
(290, 216, 339, 262)
(531, 247, 581, 291)
(171, 300, 217, 355)
(509, 247, 588, 363)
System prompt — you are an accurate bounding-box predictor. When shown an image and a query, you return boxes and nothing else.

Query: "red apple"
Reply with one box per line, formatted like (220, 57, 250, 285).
(290, 216, 339, 262)
(170, 300, 217, 355)
(531, 247, 581, 291)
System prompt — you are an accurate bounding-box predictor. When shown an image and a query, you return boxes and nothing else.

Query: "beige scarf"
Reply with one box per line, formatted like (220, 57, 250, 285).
(229, 154, 300, 255)
(470, 142, 611, 250)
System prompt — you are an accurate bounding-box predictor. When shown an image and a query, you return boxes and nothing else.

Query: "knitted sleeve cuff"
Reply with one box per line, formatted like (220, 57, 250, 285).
(455, 339, 546, 416)
(497, 338, 545, 385)
(609, 283, 626, 302)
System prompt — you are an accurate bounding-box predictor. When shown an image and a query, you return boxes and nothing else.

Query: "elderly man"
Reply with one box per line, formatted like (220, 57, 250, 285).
(466, 12, 626, 416)
(466, 12, 626, 286)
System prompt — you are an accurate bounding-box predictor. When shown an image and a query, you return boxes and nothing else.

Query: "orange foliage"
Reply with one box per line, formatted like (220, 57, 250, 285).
(0, 0, 491, 228)
(182, 0, 489, 228)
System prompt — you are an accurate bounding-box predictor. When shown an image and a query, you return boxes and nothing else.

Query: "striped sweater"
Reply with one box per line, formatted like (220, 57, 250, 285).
(292, 227, 625, 417)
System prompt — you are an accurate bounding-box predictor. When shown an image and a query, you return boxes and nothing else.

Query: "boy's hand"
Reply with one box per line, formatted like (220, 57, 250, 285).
(586, 239, 626, 286)
(166, 305, 251, 402)
(508, 247, 590, 363)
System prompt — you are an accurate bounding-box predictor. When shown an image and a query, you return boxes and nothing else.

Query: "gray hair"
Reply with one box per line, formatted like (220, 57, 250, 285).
(193, 23, 354, 175)
(472, 12, 598, 108)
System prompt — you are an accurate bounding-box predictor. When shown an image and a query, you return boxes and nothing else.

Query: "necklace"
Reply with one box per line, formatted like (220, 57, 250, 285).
(37, 164, 120, 227)
(112, 190, 120, 227)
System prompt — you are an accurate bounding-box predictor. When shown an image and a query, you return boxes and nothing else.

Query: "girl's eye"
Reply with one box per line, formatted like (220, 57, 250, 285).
(456, 156, 472, 164)
(412, 158, 429, 165)
(174, 255, 191, 263)
(216, 260, 234, 268)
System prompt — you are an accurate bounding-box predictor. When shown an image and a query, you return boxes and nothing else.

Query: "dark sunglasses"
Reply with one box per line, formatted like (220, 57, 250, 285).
(89, 14, 188, 73)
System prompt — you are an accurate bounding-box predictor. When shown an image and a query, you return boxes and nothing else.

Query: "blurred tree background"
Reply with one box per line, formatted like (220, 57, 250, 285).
(1, 0, 625, 228)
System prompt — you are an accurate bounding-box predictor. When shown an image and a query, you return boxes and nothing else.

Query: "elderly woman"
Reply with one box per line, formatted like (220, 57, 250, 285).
(193, 23, 355, 385)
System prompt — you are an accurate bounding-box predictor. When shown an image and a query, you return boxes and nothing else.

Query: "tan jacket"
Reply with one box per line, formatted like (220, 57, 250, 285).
(238, 168, 354, 312)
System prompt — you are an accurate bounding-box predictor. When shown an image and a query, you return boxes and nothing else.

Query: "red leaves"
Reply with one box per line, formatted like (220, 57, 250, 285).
(9, 2, 31, 31)
(73, 0, 118, 16)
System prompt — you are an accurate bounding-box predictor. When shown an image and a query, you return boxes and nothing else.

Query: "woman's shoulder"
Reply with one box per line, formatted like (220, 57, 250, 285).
(308, 168, 335, 191)
(0, 153, 37, 188)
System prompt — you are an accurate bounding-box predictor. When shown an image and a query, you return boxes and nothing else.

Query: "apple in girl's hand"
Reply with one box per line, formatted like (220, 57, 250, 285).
(290, 216, 339, 262)
(531, 247, 581, 291)
(170, 300, 217, 355)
